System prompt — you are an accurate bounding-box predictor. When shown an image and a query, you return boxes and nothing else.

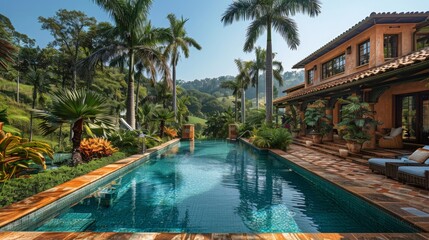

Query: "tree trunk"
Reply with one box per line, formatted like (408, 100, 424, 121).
(126, 49, 136, 129)
(172, 60, 177, 121)
(241, 83, 246, 124)
(16, 70, 20, 103)
(71, 118, 84, 166)
(235, 94, 238, 122)
(135, 75, 140, 128)
(58, 125, 63, 151)
(265, 20, 273, 123)
(72, 66, 77, 91)
(255, 72, 259, 109)
(29, 85, 37, 141)
(159, 120, 165, 138)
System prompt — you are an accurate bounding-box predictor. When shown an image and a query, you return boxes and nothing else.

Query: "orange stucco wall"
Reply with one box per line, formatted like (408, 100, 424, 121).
(374, 81, 428, 130)
(331, 81, 429, 130)
(303, 23, 417, 88)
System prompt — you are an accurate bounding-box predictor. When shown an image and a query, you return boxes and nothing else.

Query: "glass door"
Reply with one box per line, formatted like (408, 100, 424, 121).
(397, 93, 429, 144)
(400, 96, 417, 141)
(421, 95, 429, 144)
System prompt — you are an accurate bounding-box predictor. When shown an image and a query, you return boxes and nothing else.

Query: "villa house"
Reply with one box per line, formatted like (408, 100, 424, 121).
(274, 12, 429, 148)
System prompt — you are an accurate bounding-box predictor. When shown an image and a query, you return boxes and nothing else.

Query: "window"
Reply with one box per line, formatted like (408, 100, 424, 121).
(307, 69, 314, 85)
(384, 35, 398, 59)
(358, 40, 370, 66)
(416, 33, 429, 50)
(415, 25, 429, 50)
(322, 54, 345, 79)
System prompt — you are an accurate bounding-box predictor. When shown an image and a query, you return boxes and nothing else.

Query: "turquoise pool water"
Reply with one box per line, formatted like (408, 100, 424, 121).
(32, 140, 417, 233)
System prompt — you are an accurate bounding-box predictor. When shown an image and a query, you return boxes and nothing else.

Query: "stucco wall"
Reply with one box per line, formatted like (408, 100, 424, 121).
(303, 23, 417, 88)
(374, 81, 428, 130)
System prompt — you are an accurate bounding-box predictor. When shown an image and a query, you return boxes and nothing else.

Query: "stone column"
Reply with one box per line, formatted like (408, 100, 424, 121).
(363, 103, 377, 149)
(298, 104, 306, 136)
(228, 124, 238, 140)
(182, 124, 194, 141)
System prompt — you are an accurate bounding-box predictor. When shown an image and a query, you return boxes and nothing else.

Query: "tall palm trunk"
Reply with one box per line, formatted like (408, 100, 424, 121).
(265, 20, 273, 123)
(172, 59, 177, 121)
(235, 94, 238, 122)
(255, 72, 259, 109)
(71, 118, 84, 166)
(135, 75, 141, 128)
(29, 86, 37, 141)
(126, 49, 136, 129)
(241, 83, 246, 124)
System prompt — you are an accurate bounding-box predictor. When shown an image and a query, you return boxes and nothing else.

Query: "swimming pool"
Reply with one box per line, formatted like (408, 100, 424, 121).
(29, 140, 417, 233)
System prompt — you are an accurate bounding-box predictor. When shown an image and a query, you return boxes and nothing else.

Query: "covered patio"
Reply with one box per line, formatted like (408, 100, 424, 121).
(274, 47, 429, 153)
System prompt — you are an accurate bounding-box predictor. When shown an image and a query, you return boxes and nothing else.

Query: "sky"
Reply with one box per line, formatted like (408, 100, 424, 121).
(1, 0, 429, 81)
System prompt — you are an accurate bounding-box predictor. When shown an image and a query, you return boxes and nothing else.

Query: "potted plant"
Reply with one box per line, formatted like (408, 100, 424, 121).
(304, 100, 332, 143)
(337, 96, 378, 153)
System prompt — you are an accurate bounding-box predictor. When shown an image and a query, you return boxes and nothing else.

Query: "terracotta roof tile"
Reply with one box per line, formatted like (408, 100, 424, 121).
(274, 47, 429, 104)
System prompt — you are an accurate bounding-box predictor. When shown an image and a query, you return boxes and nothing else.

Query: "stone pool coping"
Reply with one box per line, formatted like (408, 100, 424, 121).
(0, 138, 180, 229)
(0, 232, 429, 239)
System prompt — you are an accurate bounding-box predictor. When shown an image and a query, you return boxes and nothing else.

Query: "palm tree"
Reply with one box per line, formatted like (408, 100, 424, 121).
(235, 59, 252, 124)
(0, 14, 16, 70)
(220, 79, 241, 122)
(222, 0, 321, 122)
(86, 0, 170, 129)
(137, 102, 161, 130)
(154, 108, 175, 138)
(250, 47, 284, 109)
(34, 89, 115, 166)
(164, 13, 201, 121)
(27, 68, 50, 141)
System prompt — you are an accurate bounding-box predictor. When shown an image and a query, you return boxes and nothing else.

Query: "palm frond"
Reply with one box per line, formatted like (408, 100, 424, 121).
(244, 16, 267, 52)
(271, 15, 299, 50)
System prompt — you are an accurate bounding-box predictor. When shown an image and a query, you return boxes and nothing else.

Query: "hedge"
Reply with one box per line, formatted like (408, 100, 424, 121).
(0, 152, 127, 208)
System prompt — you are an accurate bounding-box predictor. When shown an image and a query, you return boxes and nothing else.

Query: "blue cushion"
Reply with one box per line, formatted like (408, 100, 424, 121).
(368, 158, 411, 166)
(398, 166, 429, 177)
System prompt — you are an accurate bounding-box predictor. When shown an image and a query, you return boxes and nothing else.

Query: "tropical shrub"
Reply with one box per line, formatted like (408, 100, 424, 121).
(203, 108, 235, 139)
(34, 89, 116, 166)
(163, 126, 178, 139)
(109, 130, 140, 154)
(80, 138, 118, 162)
(304, 99, 332, 136)
(337, 96, 379, 144)
(0, 152, 126, 207)
(0, 132, 53, 182)
(251, 126, 292, 151)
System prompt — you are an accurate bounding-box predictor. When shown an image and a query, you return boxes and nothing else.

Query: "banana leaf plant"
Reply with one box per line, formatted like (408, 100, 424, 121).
(304, 99, 332, 137)
(337, 96, 379, 144)
(0, 133, 53, 182)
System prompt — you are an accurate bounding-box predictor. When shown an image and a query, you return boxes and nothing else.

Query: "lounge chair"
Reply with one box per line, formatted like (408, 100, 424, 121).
(378, 127, 403, 149)
(368, 145, 429, 175)
(397, 166, 429, 189)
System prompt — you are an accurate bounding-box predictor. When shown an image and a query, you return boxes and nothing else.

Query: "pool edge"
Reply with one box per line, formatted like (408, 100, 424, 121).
(0, 138, 181, 230)
(239, 139, 429, 233)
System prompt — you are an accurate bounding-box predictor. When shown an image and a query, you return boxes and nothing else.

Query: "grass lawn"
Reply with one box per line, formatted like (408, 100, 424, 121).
(187, 116, 206, 125)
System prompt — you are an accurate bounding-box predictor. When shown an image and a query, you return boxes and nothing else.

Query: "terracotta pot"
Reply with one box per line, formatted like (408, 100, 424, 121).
(0, 122, 3, 131)
(312, 134, 323, 144)
(346, 142, 362, 153)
